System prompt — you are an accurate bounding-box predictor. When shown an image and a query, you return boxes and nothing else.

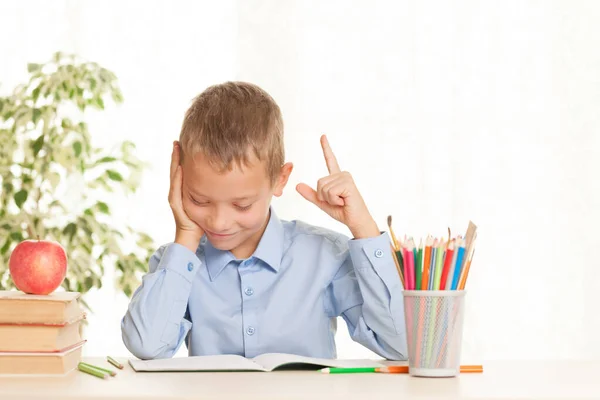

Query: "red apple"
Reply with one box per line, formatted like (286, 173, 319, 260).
(8, 239, 68, 295)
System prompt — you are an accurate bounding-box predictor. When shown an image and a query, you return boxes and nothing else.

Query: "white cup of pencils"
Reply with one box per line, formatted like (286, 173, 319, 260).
(387, 218, 477, 377)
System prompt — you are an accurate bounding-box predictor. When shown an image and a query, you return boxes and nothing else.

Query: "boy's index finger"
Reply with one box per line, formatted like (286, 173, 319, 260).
(320, 135, 341, 174)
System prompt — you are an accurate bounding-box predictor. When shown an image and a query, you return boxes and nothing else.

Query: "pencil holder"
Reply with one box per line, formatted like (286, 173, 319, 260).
(402, 290, 466, 377)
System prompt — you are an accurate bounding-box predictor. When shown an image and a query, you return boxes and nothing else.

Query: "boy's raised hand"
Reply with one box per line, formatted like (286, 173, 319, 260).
(296, 135, 380, 239)
(170, 141, 204, 252)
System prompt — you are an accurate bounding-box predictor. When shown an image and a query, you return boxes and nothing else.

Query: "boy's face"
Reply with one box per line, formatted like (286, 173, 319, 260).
(181, 151, 292, 259)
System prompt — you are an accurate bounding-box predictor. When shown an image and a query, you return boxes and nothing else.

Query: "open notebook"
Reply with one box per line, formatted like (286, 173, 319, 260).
(129, 353, 386, 372)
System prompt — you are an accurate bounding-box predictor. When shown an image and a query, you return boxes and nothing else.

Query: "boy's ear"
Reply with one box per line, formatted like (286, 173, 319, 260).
(273, 162, 293, 197)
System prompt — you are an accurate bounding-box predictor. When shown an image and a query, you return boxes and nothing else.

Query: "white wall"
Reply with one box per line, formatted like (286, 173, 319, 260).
(1, 0, 599, 361)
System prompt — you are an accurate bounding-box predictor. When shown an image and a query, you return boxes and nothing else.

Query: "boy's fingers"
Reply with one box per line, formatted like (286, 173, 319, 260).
(296, 183, 319, 205)
(321, 182, 345, 206)
(169, 166, 184, 212)
(297, 183, 339, 216)
(170, 142, 179, 179)
(320, 135, 341, 175)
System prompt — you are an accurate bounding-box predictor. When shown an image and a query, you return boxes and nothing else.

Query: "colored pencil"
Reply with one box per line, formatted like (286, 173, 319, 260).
(433, 240, 445, 290)
(458, 249, 475, 290)
(421, 236, 432, 290)
(415, 239, 423, 290)
(444, 238, 461, 290)
(78, 363, 108, 379)
(451, 240, 466, 290)
(321, 367, 378, 374)
(107, 356, 124, 369)
(439, 240, 455, 290)
(390, 244, 405, 287)
(377, 365, 483, 373)
(79, 362, 116, 377)
(387, 215, 401, 250)
(427, 239, 437, 290)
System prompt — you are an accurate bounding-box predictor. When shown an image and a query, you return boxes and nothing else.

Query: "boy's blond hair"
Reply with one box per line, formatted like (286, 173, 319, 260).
(179, 81, 284, 184)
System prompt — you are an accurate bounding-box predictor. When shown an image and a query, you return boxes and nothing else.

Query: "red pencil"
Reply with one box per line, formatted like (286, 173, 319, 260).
(439, 240, 455, 290)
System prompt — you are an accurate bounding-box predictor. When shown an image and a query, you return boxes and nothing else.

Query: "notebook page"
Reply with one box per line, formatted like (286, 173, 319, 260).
(129, 354, 266, 372)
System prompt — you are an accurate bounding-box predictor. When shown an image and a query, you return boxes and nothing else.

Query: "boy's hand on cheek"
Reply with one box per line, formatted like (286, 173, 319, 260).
(296, 135, 380, 239)
(170, 141, 204, 252)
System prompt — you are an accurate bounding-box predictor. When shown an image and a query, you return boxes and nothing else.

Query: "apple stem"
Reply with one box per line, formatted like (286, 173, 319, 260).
(37, 235, 40, 241)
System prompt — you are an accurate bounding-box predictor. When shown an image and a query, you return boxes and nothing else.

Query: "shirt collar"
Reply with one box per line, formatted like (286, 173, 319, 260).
(204, 207, 284, 281)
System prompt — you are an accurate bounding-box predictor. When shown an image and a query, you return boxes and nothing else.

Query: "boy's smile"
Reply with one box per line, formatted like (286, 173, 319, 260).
(180, 150, 292, 259)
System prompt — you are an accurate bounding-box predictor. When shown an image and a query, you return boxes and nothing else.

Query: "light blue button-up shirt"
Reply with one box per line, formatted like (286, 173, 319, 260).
(121, 209, 407, 360)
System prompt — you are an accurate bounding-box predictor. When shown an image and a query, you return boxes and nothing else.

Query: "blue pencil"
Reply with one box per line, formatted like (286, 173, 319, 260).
(451, 242, 465, 290)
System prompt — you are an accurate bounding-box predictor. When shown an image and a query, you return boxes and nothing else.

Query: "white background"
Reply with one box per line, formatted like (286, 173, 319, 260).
(1, 0, 598, 362)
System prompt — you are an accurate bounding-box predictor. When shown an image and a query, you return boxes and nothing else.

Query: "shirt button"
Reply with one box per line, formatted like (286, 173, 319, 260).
(244, 287, 254, 296)
(243, 259, 251, 267)
(187, 262, 194, 271)
(374, 249, 384, 258)
(246, 326, 255, 336)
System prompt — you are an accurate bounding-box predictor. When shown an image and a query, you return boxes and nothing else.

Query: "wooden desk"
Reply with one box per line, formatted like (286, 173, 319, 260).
(1, 358, 599, 399)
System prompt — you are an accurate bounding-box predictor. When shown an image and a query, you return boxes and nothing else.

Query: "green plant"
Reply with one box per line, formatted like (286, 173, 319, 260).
(0, 52, 155, 310)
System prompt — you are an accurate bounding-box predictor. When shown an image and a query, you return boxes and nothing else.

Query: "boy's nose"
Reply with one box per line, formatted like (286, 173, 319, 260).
(208, 209, 231, 233)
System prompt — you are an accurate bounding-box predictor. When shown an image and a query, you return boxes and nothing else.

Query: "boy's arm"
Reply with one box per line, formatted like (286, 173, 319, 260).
(121, 243, 201, 360)
(122, 140, 205, 360)
(325, 234, 407, 360)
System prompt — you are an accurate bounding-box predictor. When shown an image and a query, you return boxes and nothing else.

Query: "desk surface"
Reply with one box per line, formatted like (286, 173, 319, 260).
(1, 358, 599, 400)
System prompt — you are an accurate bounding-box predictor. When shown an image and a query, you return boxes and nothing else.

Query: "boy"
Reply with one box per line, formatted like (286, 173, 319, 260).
(121, 82, 407, 360)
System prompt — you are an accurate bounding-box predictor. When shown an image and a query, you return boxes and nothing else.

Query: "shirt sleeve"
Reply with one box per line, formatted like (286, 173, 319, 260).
(121, 242, 202, 360)
(325, 232, 407, 360)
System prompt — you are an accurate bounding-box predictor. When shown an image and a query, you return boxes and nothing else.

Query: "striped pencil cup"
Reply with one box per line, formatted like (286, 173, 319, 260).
(402, 290, 466, 377)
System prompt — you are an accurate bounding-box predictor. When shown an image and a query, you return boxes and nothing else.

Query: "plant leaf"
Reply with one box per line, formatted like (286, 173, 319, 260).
(96, 201, 109, 214)
(32, 86, 42, 102)
(13, 190, 28, 209)
(32, 134, 45, 156)
(94, 156, 117, 165)
(0, 239, 11, 255)
(73, 141, 82, 157)
(106, 170, 123, 182)
(9, 231, 23, 241)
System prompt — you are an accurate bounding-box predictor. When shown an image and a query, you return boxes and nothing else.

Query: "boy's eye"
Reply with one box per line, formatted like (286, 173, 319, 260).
(235, 204, 252, 211)
(190, 196, 208, 206)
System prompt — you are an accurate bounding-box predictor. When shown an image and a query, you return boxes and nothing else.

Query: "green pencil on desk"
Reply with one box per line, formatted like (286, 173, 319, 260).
(79, 362, 117, 376)
(320, 367, 378, 374)
(107, 356, 124, 369)
(78, 363, 109, 379)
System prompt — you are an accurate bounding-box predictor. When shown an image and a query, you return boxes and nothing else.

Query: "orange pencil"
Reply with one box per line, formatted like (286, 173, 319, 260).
(458, 249, 475, 290)
(421, 236, 432, 290)
(377, 365, 483, 374)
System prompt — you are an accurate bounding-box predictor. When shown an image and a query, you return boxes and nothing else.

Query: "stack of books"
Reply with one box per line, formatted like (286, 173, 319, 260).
(0, 290, 86, 375)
